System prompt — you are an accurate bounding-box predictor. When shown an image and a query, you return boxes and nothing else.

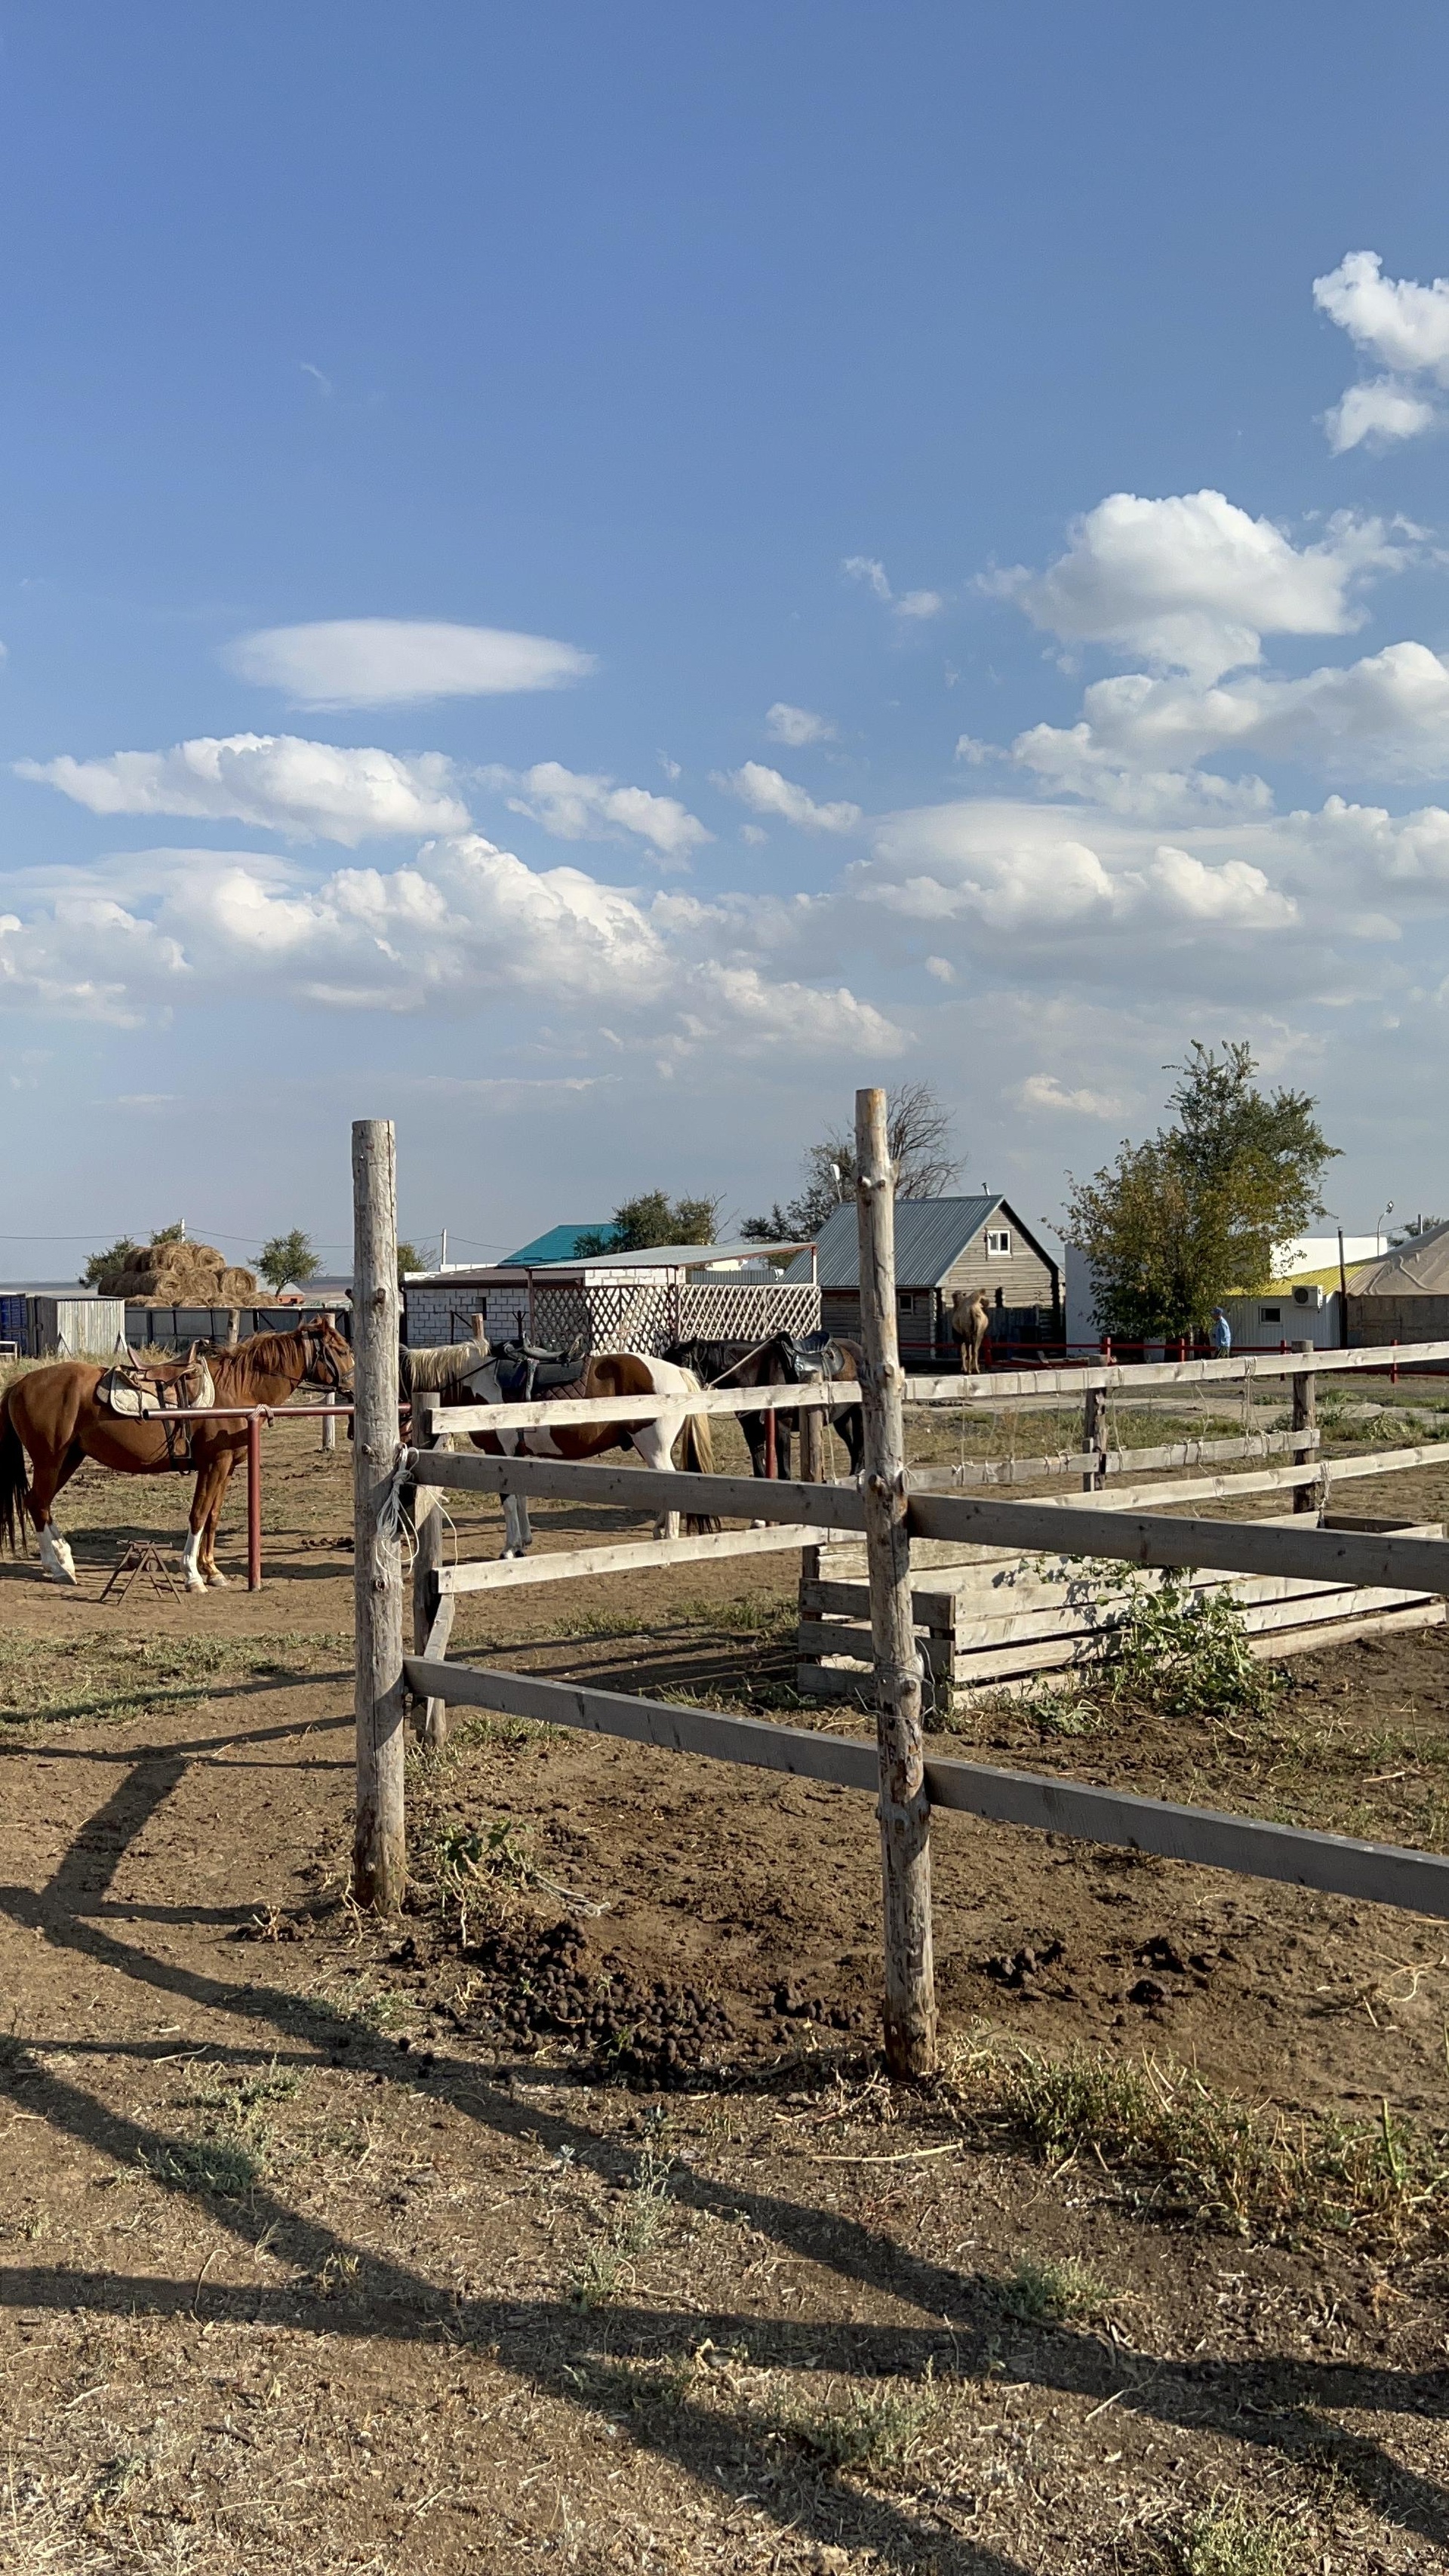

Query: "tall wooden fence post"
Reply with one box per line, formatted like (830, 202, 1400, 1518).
(1294, 1340, 1318, 1515)
(352, 1118, 407, 1912)
(1082, 1383, 1107, 1491)
(855, 1085, 937, 2079)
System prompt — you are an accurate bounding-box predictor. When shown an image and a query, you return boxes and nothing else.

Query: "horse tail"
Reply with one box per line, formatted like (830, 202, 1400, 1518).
(677, 1375, 721, 1534)
(0, 1387, 31, 1556)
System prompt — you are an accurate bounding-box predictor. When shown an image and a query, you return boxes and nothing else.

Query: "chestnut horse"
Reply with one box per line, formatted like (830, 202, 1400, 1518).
(0, 1320, 353, 1593)
(402, 1340, 715, 1557)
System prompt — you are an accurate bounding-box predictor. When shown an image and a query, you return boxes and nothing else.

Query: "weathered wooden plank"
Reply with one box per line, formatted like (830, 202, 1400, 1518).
(403, 1656, 880, 1788)
(409, 1448, 1449, 1596)
(804, 1580, 962, 1623)
(398, 1656, 1449, 1917)
(855, 1083, 936, 2077)
(941, 1603, 1446, 1697)
(439, 1520, 838, 1594)
(352, 1119, 406, 1913)
(798, 1620, 955, 1676)
(1048, 1462, 1320, 1511)
(1300, 1442, 1449, 1485)
(431, 1380, 858, 1435)
(905, 1491, 1449, 1596)
(410, 1448, 869, 1533)
(909, 1429, 1319, 1490)
(902, 1340, 1449, 1405)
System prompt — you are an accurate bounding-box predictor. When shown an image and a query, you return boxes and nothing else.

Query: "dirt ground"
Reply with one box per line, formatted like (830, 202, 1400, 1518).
(2, 1404, 1448, 2573)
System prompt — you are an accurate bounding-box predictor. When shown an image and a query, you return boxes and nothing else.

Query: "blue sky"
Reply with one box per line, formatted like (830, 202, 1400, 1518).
(6, 3, 1449, 1273)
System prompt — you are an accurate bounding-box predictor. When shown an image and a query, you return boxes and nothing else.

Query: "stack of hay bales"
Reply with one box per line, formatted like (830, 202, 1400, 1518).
(97, 1240, 259, 1306)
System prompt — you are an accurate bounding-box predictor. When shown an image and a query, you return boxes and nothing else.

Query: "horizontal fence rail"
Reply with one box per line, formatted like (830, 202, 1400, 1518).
(405, 1446, 1449, 1595)
(426, 1379, 860, 1434)
(401, 1657, 1449, 1919)
(903, 1338, 1449, 1405)
(419, 1341, 1449, 1438)
(910, 1428, 1323, 1489)
(437, 1519, 854, 1595)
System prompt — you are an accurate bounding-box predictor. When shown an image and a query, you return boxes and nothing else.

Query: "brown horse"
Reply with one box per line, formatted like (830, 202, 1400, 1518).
(0, 1320, 353, 1592)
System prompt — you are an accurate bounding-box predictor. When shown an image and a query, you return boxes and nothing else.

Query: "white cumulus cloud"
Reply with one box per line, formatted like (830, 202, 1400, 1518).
(764, 702, 837, 746)
(1015, 1073, 1124, 1116)
(842, 557, 945, 620)
(0, 833, 903, 1060)
(1314, 253, 1449, 451)
(857, 799, 1299, 951)
(477, 762, 712, 866)
(722, 762, 862, 835)
(987, 488, 1406, 682)
(223, 617, 595, 709)
(16, 734, 469, 847)
(1014, 639, 1449, 786)
(1324, 377, 1439, 456)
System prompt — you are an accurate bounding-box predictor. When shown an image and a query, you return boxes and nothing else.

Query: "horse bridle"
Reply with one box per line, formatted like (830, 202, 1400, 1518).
(303, 1325, 347, 1390)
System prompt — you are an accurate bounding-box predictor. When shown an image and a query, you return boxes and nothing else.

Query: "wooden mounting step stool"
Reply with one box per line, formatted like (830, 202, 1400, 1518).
(100, 1540, 184, 1602)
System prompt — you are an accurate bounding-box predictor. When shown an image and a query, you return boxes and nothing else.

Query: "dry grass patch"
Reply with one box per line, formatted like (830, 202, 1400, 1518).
(949, 2035, 1449, 2248)
(1162, 2493, 1306, 2575)
(768, 2372, 943, 2483)
(1001, 2250, 1116, 2323)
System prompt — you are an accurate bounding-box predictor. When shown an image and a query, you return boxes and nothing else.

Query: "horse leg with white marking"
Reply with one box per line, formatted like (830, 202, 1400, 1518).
(197, 1453, 237, 1587)
(28, 1443, 83, 1586)
(626, 1362, 719, 1536)
(631, 1410, 685, 1537)
(502, 1488, 533, 1556)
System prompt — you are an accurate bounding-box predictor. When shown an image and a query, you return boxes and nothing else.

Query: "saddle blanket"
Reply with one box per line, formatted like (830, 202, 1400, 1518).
(97, 1356, 216, 1420)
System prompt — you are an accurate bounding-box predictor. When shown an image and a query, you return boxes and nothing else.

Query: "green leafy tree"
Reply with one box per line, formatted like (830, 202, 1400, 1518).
(574, 1192, 723, 1257)
(743, 1080, 959, 1241)
(257, 1230, 321, 1293)
(82, 1234, 141, 1286)
(396, 1240, 434, 1280)
(1066, 1042, 1340, 1339)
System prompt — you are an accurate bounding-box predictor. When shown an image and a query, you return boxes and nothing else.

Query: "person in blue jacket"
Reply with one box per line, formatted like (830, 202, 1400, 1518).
(1209, 1306, 1232, 1355)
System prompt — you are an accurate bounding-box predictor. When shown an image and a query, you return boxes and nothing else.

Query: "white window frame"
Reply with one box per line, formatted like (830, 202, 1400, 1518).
(985, 1228, 1011, 1257)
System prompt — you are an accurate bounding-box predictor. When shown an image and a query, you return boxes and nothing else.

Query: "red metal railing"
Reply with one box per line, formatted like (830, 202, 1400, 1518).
(153, 1402, 353, 1590)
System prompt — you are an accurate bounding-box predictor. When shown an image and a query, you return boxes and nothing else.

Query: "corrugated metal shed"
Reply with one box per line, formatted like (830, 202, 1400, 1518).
(785, 1196, 1004, 1289)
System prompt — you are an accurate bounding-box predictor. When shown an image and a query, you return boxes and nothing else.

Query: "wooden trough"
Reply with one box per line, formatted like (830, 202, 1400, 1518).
(798, 1513, 1447, 1704)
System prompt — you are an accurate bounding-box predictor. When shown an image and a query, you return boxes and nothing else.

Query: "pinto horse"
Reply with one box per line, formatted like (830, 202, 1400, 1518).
(0, 1321, 353, 1592)
(663, 1334, 865, 1482)
(401, 1340, 717, 1557)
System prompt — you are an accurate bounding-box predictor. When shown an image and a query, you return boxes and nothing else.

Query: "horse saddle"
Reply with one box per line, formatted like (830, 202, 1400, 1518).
(98, 1351, 216, 1420)
(776, 1330, 846, 1384)
(491, 1339, 589, 1405)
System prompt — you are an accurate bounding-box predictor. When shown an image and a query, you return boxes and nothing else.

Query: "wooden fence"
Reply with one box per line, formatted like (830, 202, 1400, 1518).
(351, 1104, 1449, 2081)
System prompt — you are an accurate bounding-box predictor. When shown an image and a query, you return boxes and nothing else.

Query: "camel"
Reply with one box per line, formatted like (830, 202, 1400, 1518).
(947, 1288, 992, 1374)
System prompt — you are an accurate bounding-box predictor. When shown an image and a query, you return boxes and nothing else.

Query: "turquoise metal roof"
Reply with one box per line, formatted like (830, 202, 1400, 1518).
(504, 1222, 621, 1264)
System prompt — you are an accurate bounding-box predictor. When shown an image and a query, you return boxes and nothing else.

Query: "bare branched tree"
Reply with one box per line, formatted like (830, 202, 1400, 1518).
(743, 1081, 960, 1239)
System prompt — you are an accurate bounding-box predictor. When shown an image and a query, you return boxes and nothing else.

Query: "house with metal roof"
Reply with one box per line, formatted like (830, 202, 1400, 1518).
(784, 1196, 1060, 1364)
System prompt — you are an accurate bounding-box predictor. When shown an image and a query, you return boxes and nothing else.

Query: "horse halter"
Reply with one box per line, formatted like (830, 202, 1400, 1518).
(303, 1324, 347, 1390)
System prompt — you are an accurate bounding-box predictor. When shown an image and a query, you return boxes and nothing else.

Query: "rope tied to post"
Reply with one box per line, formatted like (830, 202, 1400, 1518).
(378, 1442, 420, 1568)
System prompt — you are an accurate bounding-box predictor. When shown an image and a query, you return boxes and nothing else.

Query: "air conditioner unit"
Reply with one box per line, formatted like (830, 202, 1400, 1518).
(1292, 1283, 1324, 1311)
